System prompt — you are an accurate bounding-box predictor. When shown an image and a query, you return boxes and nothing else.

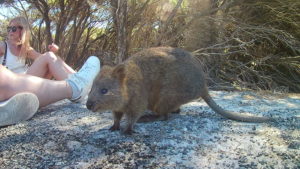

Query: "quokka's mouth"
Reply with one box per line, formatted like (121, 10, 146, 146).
(91, 104, 105, 112)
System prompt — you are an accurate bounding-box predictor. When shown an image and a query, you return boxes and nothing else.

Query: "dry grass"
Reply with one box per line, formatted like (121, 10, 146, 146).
(191, 0, 300, 93)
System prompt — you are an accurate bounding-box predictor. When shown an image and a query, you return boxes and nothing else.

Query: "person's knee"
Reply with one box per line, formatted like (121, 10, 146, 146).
(0, 66, 9, 100)
(0, 85, 6, 100)
(0, 65, 7, 85)
(0, 65, 16, 89)
(43, 51, 58, 62)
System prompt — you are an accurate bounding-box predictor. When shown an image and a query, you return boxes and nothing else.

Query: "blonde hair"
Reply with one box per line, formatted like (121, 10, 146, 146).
(8, 16, 31, 58)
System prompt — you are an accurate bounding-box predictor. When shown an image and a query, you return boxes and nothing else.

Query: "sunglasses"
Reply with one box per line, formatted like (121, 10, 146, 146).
(7, 26, 23, 33)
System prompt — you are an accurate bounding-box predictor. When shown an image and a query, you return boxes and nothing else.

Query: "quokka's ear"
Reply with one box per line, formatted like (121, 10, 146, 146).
(99, 65, 113, 78)
(112, 64, 126, 82)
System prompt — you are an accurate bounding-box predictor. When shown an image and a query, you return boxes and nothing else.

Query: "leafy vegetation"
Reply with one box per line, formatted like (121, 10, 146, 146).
(0, 0, 299, 92)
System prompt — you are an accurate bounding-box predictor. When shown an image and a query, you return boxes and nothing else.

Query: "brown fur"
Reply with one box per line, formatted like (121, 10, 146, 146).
(87, 47, 272, 134)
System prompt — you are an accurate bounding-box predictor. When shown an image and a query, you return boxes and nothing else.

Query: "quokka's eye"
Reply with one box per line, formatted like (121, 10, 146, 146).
(101, 88, 108, 94)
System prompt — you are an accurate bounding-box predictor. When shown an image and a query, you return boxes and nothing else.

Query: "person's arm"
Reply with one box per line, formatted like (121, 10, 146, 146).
(48, 43, 59, 53)
(27, 47, 41, 60)
(27, 43, 60, 60)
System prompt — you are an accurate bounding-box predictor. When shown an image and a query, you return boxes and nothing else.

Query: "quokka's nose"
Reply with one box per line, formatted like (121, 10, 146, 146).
(86, 100, 94, 110)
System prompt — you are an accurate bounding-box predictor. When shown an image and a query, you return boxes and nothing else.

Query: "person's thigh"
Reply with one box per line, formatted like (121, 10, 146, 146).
(0, 65, 16, 100)
(27, 52, 75, 80)
(26, 54, 49, 78)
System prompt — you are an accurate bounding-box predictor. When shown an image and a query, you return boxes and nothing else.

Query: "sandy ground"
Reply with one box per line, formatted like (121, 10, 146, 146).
(0, 90, 299, 169)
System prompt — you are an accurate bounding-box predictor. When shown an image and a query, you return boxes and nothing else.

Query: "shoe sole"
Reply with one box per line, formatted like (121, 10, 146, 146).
(0, 92, 39, 127)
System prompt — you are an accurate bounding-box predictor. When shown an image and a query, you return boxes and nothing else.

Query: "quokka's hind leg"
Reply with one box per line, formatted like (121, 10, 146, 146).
(138, 101, 181, 123)
(171, 108, 181, 114)
(109, 111, 123, 131)
(137, 113, 167, 123)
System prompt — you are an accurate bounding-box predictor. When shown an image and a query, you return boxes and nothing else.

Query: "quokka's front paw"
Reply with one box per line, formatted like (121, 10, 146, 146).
(109, 124, 120, 131)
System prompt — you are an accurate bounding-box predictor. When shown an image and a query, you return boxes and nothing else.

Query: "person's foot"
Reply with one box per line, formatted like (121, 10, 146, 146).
(67, 56, 100, 102)
(0, 92, 39, 127)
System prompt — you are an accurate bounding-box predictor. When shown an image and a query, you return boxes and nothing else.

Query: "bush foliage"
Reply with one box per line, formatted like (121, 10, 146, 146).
(0, 0, 299, 92)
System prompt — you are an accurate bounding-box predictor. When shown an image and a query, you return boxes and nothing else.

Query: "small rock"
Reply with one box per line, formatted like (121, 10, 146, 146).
(44, 141, 57, 150)
(67, 141, 82, 151)
(288, 141, 300, 150)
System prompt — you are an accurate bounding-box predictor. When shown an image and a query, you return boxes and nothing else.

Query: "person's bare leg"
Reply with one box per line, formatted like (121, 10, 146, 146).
(26, 52, 76, 80)
(1, 56, 100, 106)
(0, 65, 72, 107)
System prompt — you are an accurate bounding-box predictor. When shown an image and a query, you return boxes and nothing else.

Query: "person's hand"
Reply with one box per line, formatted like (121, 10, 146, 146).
(48, 43, 59, 53)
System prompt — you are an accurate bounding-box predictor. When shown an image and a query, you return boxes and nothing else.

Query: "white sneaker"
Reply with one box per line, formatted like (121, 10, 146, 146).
(0, 92, 39, 127)
(67, 56, 100, 102)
